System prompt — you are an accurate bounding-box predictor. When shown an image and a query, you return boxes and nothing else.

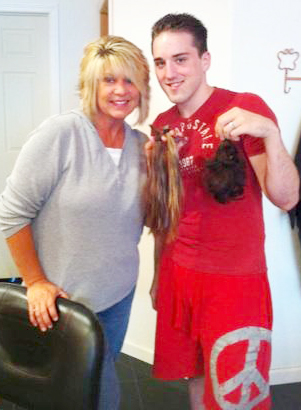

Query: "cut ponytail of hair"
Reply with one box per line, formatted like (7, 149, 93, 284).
(144, 126, 183, 242)
(144, 129, 247, 245)
(204, 139, 246, 203)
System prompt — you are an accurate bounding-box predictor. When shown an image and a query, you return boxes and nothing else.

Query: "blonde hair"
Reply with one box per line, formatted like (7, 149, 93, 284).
(79, 35, 150, 124)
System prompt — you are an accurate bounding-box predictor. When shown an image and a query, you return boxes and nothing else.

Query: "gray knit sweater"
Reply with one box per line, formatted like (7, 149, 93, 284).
(0, 110, 147, 312)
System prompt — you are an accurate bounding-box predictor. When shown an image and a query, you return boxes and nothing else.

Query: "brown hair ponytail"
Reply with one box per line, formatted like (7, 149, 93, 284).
(144, 126, 183, 241)
(204, 139, 246, 203)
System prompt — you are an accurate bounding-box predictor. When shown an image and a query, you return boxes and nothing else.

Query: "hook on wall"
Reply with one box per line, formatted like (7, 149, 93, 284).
(277, 49, 301, 94)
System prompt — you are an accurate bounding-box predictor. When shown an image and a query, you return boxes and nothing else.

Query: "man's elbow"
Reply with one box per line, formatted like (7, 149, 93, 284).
(266, 182, 300, 211)
(277, 190, 300, 211)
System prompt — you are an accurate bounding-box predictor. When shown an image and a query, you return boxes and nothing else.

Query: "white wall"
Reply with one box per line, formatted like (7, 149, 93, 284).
(110, 0, 301, 385)
(230, 0, 301, 385)
(57, 0, 102, 110)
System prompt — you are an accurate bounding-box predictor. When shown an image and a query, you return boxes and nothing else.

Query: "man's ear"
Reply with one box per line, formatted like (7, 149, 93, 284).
(201, 51, 211, 72)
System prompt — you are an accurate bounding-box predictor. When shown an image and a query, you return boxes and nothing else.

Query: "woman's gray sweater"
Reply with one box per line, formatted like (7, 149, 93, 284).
(0, 110, 147, 312)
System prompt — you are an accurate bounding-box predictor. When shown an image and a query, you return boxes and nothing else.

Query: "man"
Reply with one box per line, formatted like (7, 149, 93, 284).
(149, 13, 299, 410)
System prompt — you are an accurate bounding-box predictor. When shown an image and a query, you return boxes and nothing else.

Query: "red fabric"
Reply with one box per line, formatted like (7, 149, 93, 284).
(152, 88, 278, 275)
(153, 254, 273, 409)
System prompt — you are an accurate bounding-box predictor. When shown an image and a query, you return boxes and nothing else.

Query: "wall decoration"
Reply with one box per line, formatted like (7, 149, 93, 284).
(277, 49, 301, 93)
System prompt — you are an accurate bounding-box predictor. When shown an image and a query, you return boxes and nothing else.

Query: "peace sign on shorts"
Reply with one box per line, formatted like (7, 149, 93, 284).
(210, 326, 271, 410)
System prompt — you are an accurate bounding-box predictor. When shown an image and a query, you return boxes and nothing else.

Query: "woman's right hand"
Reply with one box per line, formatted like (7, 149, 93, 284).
(27, 279, 68, 332)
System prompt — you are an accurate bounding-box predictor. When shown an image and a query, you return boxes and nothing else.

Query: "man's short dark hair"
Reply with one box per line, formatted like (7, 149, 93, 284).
(151, 13, 208, 56)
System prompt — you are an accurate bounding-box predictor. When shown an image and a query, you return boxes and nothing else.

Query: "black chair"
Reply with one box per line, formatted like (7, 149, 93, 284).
(0, 283, 104, 410)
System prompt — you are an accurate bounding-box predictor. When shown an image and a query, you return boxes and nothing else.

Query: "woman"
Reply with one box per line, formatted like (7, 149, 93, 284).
(0, 35, 150, 409)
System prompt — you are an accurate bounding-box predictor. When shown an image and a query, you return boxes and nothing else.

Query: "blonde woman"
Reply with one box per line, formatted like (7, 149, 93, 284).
(0, 35, 150, 409)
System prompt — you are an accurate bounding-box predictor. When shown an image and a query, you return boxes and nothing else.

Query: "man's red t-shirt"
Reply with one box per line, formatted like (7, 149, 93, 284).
(153, 88, 278, 274)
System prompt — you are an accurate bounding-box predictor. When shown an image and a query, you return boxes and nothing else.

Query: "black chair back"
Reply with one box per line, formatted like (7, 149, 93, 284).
(0, 283, 104, 410)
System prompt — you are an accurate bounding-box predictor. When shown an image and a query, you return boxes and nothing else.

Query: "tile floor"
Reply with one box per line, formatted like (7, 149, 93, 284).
(116, 353, 301, 410)
(1, 353, 301, 409)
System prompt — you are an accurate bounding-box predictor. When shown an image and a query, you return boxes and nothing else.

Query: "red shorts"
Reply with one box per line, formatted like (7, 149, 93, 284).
(153, 253, 273, 410)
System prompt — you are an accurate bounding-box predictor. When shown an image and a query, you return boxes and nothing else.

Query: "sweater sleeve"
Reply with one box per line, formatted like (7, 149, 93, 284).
(0, 116, 68, 238)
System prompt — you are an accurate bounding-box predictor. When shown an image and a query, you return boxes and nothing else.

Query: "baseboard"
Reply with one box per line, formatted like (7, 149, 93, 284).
(122, 342, 301, 386)
(121, 341, 154, 365)
(270, 366, 301, 385)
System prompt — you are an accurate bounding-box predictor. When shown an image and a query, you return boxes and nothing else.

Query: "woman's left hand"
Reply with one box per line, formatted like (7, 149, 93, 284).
(27, 279, 68, 332)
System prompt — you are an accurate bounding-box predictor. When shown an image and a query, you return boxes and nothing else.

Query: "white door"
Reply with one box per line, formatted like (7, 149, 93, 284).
(0, 12, 51, 277)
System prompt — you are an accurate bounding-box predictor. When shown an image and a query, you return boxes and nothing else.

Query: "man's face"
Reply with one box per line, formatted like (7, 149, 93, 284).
(152, 30, 210, 116)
